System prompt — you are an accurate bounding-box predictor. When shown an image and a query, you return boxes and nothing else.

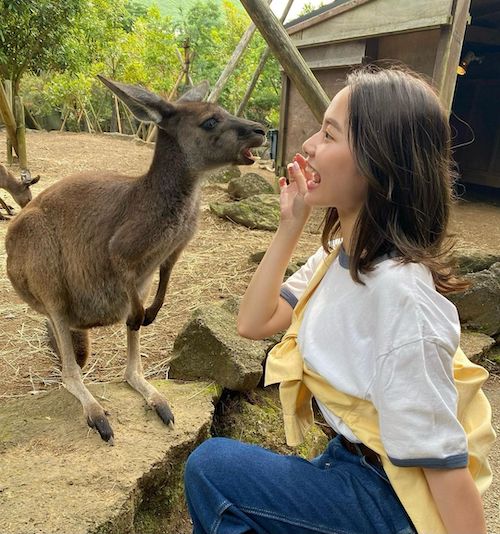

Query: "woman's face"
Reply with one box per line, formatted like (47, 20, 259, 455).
(302, 87, 367, 216)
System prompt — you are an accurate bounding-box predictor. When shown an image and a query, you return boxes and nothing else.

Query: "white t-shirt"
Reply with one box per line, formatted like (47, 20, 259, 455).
(280, 243, 468, 468)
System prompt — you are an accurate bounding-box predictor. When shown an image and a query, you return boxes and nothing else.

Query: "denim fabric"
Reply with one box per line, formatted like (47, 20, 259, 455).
(184, 436, 416, 534)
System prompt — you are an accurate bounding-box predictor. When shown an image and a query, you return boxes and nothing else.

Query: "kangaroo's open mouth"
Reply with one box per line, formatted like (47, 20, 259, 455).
(241, 148, 257, 164)
(239, 136, 266, 165)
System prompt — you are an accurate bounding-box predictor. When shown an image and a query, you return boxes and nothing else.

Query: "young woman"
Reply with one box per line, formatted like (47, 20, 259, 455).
(183, 66, 495, 534)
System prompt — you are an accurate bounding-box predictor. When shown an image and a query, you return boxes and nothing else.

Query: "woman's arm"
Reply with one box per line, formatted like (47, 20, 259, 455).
(237, 158, 311, 340)
(423, 467, 487, 534)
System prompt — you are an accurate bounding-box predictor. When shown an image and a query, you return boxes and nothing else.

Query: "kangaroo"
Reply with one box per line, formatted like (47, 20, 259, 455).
(5, 76, 266, 444)
(0, 164, 40, 219)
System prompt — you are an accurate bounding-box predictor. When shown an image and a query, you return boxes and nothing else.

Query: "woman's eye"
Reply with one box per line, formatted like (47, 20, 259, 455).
(325, 131, 333, 140)
(201, 118, 218, 130)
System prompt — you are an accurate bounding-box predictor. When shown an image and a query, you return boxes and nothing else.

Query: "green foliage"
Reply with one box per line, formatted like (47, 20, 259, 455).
(11, 0, 281, 132)
(298, 1, 325, 17)
(0, 0, 83, 91)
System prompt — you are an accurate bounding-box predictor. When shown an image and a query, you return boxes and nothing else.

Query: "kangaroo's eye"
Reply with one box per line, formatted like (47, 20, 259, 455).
(201, 118, 218, 130)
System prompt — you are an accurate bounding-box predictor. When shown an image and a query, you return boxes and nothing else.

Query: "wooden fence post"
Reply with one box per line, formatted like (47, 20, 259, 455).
(14, 96, 28, 170)
(4, 80, 14, 163)
(0, 80, 20, 157)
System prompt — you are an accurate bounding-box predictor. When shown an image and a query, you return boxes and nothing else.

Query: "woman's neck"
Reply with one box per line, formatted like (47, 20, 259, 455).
(337, 209, 360, 255)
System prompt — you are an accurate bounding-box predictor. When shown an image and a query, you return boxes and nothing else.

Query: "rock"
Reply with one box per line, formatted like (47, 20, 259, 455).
(169, 304, 267, 391)
(460, 331, 496, 362)
(213, 386, 329, 460)
(453, 247, 500, 274)
(448, 262, 500, 336)
(210, 194, 280, 231)
(206, 166, 241, 184)
(485, 344, 500, 365)
(249, 251, 306, 278)
(0, 380, 219, 534)
(227, 173, 274, 200)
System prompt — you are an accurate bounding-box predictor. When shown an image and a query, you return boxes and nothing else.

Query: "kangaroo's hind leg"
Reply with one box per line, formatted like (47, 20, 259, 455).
(46, 319, 91, 368)
(125, 327, 174, 426)
(50, 313, 114, 443)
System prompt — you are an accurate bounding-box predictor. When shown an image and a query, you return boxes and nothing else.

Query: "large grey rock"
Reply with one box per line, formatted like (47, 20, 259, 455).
(453, 247, 500, 274)
(448, 262, 500, 336)
(206, 166, 241, 184)
(0, 380, 219, 534)
(169, 304, 267, 391)
(460, 330, 496, 362)
(228, 173, 274, 200)
(210, 194, 280, 231)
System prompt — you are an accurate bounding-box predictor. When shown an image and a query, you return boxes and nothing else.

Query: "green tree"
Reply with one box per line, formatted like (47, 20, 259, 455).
(0, 0, 83, 93)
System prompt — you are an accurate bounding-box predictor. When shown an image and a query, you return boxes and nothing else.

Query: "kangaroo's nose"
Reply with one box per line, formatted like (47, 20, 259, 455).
(254, 127, 266, 136)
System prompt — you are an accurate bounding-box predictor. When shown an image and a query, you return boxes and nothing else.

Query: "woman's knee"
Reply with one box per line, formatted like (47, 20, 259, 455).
(184, 437, 237, 486)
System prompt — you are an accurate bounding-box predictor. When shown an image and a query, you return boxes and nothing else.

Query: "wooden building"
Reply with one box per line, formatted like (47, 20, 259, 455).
(277, 0, 500, 189)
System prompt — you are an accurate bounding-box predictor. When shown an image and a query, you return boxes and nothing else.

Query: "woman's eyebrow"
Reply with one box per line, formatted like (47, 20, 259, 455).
(324, 117, 343, 133)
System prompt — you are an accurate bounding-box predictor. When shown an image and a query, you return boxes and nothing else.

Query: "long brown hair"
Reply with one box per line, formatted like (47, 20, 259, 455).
(322, 65, 467, 294)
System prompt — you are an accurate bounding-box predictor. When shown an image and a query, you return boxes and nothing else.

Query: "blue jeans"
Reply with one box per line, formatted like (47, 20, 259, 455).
(184, 436, 416, 534)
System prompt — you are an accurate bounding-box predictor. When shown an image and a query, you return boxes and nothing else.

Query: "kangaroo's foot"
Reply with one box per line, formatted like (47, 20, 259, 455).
(126, 327, 174, 427)
(126, 371, 175, 427)
(149, 391, 175, 426)
(85, 403, 115, 444)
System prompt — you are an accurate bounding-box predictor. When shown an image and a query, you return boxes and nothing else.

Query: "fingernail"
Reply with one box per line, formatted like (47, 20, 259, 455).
(292, 161, 300, 171)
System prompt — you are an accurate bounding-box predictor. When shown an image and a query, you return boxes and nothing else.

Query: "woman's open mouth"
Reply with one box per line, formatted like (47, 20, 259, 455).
(305, 163, 321, 191)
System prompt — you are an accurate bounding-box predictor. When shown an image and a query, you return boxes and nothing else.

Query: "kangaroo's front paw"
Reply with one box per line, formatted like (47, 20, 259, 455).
(127, 307, 145, 331)
(142, 306, 159, 327)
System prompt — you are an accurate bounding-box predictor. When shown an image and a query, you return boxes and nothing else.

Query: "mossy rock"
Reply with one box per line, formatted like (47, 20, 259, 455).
(453, 247, 500, 275)
(206, 166, 241, 184)
(210, 194, 280, 231)
(228, 173, 274, 200)
(169, 304, 266, 391)
(213, 386, 329, 460)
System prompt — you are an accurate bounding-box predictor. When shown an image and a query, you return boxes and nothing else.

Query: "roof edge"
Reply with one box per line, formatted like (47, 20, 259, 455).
(285, 0, 374, 34)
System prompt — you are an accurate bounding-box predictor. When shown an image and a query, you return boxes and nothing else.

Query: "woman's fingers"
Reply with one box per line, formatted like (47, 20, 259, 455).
(293, 153, 312, 180)
(288, 161, 307, 196)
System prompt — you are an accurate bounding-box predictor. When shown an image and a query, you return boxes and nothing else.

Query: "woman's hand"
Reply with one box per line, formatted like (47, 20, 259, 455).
(278, 153, 312, 228)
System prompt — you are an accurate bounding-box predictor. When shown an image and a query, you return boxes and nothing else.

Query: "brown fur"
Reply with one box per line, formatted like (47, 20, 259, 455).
(0, 164, 39, 218)
(5, 78, 265, 443)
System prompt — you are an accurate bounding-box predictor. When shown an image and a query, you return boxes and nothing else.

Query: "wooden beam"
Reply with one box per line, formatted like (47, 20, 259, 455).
(207, 0, 272, 103)
(290, 14, 452, 48)
(0, 81, 19, 155)
(287, 0, 374, 35)
(236, 0, 295, 116)
(432, 0, 471, 113)
(240, 0, 330, 123)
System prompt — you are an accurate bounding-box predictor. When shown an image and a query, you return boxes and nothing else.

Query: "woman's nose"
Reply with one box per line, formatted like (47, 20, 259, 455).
(302, 132, 317, 158)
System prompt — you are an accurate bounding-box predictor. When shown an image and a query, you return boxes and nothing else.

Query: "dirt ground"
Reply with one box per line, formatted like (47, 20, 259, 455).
(0, 130, 499, 531)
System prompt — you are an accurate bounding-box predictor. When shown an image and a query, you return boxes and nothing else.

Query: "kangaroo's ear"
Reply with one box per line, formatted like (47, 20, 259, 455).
(177, 81, 210, 103)
(97, 75, 175, 123)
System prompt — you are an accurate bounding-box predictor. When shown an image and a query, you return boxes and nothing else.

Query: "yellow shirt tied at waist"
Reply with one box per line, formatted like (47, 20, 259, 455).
(265, 248, 496, 534)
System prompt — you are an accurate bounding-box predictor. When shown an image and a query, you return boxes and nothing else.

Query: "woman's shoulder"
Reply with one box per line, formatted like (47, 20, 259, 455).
(367, 259, 460, 350)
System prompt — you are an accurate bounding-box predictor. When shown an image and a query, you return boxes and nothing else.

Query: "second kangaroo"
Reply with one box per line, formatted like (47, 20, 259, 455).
(5, 77, 266, 443)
